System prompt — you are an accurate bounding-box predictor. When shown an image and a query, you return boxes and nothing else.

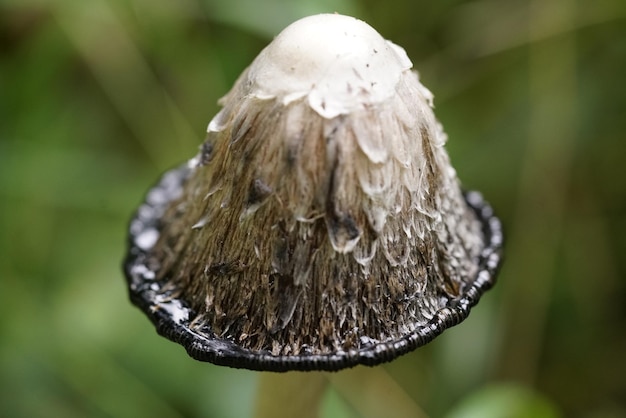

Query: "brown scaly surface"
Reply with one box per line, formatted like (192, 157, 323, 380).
(148, 70, 483, 356)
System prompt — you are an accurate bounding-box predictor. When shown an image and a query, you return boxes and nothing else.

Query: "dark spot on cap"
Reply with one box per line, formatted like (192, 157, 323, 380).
(247, 178, 273, 206)
(199, 141, 213, 165)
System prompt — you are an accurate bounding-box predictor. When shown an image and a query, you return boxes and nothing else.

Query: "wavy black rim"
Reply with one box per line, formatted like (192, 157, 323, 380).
(123, 164, 504, 372)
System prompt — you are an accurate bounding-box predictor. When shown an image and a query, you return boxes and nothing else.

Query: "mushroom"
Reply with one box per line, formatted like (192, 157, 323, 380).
(124, 14, 503, 371)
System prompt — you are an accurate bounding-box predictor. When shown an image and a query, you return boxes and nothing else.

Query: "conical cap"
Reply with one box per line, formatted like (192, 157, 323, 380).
(124, 14, 503, 371)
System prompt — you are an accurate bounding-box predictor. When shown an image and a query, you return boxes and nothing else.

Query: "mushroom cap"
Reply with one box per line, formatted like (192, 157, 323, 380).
(123, 14, 504, 372)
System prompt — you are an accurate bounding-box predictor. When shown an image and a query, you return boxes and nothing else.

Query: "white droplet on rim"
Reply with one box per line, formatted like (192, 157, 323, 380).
(135, 228, 159, 250)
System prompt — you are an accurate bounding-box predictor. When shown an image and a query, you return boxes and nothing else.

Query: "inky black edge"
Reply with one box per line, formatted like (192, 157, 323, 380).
(123, 164, 504, 372)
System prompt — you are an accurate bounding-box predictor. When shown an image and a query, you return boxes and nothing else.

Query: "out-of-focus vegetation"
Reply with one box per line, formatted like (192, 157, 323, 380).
(1, 0, 625, 417)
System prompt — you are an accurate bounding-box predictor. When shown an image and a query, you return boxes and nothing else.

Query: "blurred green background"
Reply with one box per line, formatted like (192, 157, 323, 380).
(1, 0, 625, 417)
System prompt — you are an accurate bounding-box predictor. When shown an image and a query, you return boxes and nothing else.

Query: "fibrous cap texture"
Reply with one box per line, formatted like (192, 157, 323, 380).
(123, 13, 503, 371)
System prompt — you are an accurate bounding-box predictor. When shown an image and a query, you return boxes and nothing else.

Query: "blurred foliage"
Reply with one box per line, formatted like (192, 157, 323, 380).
(445, 383, 560, 418)
(1, 0, 625, 417)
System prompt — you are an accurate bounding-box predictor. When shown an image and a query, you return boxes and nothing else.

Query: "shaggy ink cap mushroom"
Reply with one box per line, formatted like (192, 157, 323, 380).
(124, 14, 503, 372)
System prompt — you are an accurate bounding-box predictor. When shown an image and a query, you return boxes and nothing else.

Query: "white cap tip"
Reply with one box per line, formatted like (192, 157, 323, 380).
(249, 14, 413, 118)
